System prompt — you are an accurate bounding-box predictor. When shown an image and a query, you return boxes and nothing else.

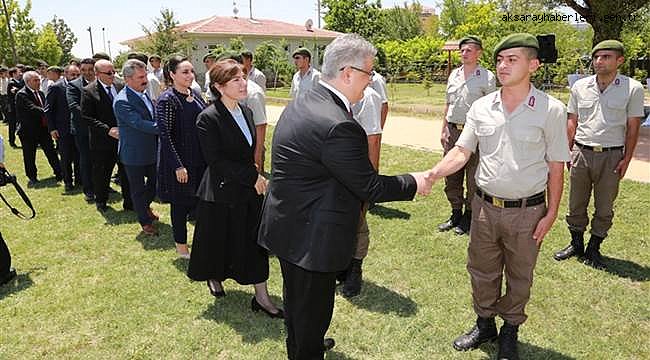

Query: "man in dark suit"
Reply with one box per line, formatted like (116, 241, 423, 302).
(68, 58, 96, 202)
(81, 59, 131, 212)
(258, 34, 432, 359)
(114, 59, 159, 235)
(46, 64, 80, 192)
(15, 71, 62, 186)
(6, 67, 23, 148)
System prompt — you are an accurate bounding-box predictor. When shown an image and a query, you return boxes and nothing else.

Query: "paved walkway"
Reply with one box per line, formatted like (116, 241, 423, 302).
(267, 105, 650, 183)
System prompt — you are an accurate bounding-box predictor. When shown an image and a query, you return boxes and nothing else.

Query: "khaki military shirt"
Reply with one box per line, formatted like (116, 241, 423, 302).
(446, 65, 496, 124)
(568, 74, 645, 147)
(456, 86, 570, 199)
(290, 66, 321, 99)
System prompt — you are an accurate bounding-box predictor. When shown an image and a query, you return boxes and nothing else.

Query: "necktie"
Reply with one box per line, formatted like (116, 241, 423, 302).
(33, 91, 47, 127)
(105, 86, 114, 102)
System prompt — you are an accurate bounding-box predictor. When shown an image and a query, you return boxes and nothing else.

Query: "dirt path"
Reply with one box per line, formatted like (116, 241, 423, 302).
(266, 105, 650, 183)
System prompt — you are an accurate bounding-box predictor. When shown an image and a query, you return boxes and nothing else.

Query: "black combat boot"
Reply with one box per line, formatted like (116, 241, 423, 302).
(341, 258, 363, 298)
(553, 231, 585, 261)
(438, 209, 462, 232)
(496, 322, 519, 360)
(583, 235, 606, 269)
(452, 317, 498, 351)
(454, 210, 472, 235)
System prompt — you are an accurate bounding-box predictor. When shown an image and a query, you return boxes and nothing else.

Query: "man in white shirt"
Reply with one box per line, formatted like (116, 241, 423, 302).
(242, 50, 266, 92)
(289, 47, 320, 99)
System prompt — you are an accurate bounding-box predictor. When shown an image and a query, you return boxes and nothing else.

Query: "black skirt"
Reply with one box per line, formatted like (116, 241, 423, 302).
(187, 195, 268, 285)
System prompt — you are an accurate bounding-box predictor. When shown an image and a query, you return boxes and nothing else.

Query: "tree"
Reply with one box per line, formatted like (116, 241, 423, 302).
(321, 0, 384, 42)
(35, 23, 62, 66)
(0, 0, 38, 65)
(228, 36, 245, 52)
(49, 16, 77, 65)
(134, 8, 194, 58)
(379, 2, 423, 41)
(439, 0, 467, 37)
(254, 40, 293, 88)
(563, 0, 648, 45)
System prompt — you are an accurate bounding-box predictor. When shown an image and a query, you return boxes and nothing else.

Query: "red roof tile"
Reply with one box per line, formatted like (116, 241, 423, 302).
(185, 16, 341, 38)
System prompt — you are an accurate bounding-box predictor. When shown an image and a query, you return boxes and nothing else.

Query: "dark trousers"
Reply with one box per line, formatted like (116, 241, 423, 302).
(19, 127, 62, 181)
(0, 231, 11, 275)
(0, 95, 7, 122)
(6, 111, 17, 145)
(279, 258, 337, 360)
(90, 149, 131, 207)
(124, 164, 156, 225)
(57, 134, 80, 186)
(171, 201, 196, 244)
(74, 125, 93, 195)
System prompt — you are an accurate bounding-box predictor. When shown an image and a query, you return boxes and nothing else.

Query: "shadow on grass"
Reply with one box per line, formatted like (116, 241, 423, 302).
(0, 272, 34, 300)
(29, 177, 59, 189)
(135, 222, 174, 250)
(99, 207, 139, 225)
(478, 340, 576, 359)
(325, 350, 357, 360)
(602, 256, 649, 282)
(172, 257, 189, 273)
(200, 289, 285, 343)
(368, 204, 411, 220)
(343, 280, 417, 317)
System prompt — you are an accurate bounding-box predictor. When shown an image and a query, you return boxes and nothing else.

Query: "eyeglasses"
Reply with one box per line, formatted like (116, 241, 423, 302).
(340, 66, 375, 78)
(97, 71, 115, 76)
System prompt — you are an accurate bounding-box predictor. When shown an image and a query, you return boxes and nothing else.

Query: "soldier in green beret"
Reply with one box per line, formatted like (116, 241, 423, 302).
(553, 40, 644, 269)
(290, 47, 320, 99)
(437, 35, 496, 235)
(429, 33, 570, 359)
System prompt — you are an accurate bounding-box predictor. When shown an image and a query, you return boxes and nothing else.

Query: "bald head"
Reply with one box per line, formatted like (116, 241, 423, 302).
(94, 59, 115, 86)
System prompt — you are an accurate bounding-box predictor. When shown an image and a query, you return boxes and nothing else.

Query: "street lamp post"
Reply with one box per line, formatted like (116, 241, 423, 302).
(87, 26, 95, 55)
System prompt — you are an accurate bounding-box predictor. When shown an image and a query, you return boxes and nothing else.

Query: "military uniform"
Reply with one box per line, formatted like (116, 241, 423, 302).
(563, 75, 644, 254)
(290, 66, 320, 100)
(457, 85, 570, 325)
(443, 64, 496, 226)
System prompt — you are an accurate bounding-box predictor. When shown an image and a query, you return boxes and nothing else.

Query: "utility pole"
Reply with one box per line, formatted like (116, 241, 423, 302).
(249, 0, 252, 19)
(102, 27, 106, 52)
(317, 0, 321, 28)
(1, 0, 18, 64)
(87, 26, 94, 55)
(107, 40, 112, 59)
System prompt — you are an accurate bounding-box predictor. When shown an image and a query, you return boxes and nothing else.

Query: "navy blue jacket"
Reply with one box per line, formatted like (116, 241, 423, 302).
(45, 78, 71, 135)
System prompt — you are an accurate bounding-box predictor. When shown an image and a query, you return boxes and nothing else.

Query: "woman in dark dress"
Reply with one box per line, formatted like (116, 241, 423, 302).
(187, 59, 282, 318)
(156, 55, 206, 259)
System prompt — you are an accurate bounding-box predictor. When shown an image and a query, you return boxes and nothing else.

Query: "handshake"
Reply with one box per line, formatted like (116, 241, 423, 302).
(410, 169, 443, 196)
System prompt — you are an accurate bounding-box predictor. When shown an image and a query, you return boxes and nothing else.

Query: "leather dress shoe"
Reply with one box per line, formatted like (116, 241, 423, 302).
(251, 297, 284, 319)
(207, 280, 225, 298)
(64, 184, 74, 192)
(84, 193, 95, 203)
(323, 338, 335, 351)
(438, 209, 462, 232)
(0, 268, 17, 286)
(453, 317, 498, 351)
(141, 224, 158, 236)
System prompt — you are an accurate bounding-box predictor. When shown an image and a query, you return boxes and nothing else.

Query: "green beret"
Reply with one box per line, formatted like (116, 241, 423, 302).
(92, 52, 111, 61)
(126, 52, 148, 64)
(46, 65, 63, 73)
(459, 36, 482, 49)
(494, 33, 539, 62)
(292, 47, 312, 58)
(591, 40, 624, 57)
(149, 54, 161, 60)
(216, 51, 243, 64)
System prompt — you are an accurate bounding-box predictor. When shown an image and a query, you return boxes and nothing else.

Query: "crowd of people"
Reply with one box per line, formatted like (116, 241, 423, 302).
(0, 31, 645, 360)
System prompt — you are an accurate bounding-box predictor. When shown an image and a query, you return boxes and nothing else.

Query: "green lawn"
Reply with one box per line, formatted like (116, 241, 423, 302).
(0, 124, 648, 359)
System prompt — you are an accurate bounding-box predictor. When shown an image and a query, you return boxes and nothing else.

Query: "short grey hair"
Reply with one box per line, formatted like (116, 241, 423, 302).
(22, 70, 39, 82)
(321, 34, 377, 81)
(122, 59, 146, 78)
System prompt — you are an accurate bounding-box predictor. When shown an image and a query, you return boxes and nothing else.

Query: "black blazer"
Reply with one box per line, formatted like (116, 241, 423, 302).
(45, 78, 71, 135)
(15, 86, 46, 138)
(66, 76, 88, 134)
(81, 80, 123, 151)
(195, 99, 258, 204)
(258, 83, 417, 273)
(7, 78, 23, 114)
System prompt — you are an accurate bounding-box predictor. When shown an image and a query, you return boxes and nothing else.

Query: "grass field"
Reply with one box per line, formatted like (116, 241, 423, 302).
(0, 124, 648, 359)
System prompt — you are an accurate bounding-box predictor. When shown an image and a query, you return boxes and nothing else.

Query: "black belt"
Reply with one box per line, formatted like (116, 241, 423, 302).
(575, 142, 623, 152)
(476, 188, 545, 208)
(448, 122, 465, 130)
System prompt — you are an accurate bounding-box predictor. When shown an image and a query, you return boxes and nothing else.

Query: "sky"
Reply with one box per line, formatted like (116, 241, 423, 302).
(20, 0, 439, 59)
